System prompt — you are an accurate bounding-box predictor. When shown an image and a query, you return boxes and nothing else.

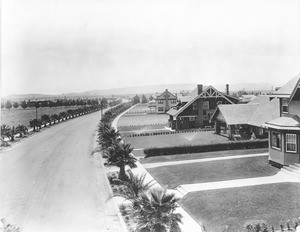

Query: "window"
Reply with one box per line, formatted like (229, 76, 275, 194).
(282, 98, 288, 113)
(286, 134, 297, 153)
(271, 131, 281, 150)
(158, 100, 163, 104)
(193, 102, 198, 110)
(189, 116, 196, 121)
(171, 100, 177, 104)
(203, 101, 209, 109)
(158, 107, 164, 112)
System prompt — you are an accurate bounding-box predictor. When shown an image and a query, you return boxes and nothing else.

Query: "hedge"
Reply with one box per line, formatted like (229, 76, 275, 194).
(144, 139, 268, 158)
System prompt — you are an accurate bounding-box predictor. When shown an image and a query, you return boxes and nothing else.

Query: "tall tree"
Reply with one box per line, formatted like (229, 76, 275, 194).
(13, 102, 19, 108)
(21, 101, 28, 109)
(100, 98, 108, 109)
(132, 95, 140, 104)
(5, 101, 12, 110)
(141, 94, 148, 104)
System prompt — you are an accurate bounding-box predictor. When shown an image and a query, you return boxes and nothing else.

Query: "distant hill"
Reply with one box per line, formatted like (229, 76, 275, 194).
(2, 82, 274, 100)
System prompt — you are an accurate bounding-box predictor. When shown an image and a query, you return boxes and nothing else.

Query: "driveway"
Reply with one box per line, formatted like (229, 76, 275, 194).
(0, 112, 124, 232)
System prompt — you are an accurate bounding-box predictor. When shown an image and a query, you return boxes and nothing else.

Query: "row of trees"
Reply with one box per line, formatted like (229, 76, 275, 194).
(97, 103, 182, 232)
(1, 124, 28, 142)
(1, 105, 102, 145)
(132, 94, 149, 105)
(29, 105, 102, 132)
(1, 97, 108, 110)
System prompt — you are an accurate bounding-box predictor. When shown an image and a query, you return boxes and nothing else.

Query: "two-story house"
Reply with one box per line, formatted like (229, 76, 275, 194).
(265, 75, 300, 167)
(167, 84, 239, 130)
(154, 89, 177, 114)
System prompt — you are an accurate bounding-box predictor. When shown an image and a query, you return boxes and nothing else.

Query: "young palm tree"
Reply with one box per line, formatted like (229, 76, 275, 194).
(98, 122, 120, 150)
(29, 119, 38, 132)
(1, 124, 11, 140)
(134, 188, 182, 232)
(41, 114, 50, 127)
(15, 125, 28, 138)
(50, 114, 59, 124)
(104, 141, 137, 181)
(115, 170, 154, 201)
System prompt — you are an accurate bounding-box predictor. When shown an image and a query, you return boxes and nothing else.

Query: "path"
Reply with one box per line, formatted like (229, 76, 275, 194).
(142, 152, 269, 168)
(176, 171, 300, 197)
(0, 111, 124, 232)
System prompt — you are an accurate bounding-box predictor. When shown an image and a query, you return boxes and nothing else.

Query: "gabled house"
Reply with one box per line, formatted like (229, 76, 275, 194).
(265, 75, 300, 166)
(167, 84, 239, 130)
(154, 89, 177, 114)
(210, 95, 280, 139)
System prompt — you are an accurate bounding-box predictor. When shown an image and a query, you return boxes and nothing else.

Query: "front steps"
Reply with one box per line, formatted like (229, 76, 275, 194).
(281, 163, 300, 178)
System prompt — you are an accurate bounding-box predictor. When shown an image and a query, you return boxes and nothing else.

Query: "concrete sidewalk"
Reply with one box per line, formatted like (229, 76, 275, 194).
(176, 171, 300, 197)
(143, 152, 269, 168)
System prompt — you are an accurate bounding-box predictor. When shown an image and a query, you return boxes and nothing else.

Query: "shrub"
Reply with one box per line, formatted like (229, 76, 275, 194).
(144, 139, 268, 157)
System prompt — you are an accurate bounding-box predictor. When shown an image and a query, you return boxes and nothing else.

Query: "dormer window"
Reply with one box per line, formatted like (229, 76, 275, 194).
(282, 98, 288, 113)
(158, 100, 163, 104)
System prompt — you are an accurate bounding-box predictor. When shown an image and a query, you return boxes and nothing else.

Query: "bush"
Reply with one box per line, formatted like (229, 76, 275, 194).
(144, 139, 268, 157)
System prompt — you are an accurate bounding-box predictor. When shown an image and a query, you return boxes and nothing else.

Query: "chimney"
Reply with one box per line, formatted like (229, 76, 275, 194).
(197, 84, 203, 95)
(226, 84, 229, 95)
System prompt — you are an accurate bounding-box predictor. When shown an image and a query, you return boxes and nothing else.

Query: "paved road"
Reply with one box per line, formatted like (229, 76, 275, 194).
(0, 112, 124, 232)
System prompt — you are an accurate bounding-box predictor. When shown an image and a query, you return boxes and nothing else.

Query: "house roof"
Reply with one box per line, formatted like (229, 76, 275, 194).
(156, 89, 177, 100)
(265, 115, 300, 130)
(167, 108, 179, 116)
(247, 96, 280, 127)
(212, 104, 258, 125)
(273, 74, 300, 96)
(167, 85, 239, 117)
(210, 95, 280, 127)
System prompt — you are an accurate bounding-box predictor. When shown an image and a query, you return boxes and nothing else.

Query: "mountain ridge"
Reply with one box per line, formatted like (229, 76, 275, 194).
(2, 82, 275, 100)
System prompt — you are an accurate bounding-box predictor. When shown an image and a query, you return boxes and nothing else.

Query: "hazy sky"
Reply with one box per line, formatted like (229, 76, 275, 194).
(1, 0, 300, 96)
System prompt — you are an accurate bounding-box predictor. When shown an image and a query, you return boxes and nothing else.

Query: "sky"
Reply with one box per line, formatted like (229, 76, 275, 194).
(1, 0, 300, 96)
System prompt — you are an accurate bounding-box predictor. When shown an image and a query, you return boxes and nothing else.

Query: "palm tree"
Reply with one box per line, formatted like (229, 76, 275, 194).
(134, 188, 182, 232)
(98, 122, 120, 150)
(15, 125, 28, 138)
(1, 124, 11, 140)
(29, 119, 39, 132)
(115, 170, 154, 201)
(51, 114, 59, 124)
(103, 141, 137, 181)
(59, 112, 67, 121)
(41, 114, 51, 127)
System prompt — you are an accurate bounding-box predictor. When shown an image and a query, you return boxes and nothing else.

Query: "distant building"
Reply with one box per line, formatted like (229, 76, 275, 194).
(154, 89, 177, 114)
(148, 100, 156, 114)
(167, 84, 239, 130)
(239, 94, 256, 103)
(265, 75, 300, 166)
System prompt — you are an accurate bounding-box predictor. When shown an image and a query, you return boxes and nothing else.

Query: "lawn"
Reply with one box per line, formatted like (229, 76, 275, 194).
(1, 106, 82, 127)
(146, 156, 279, 188)
(118, 124, 167, 132)
(140, 148, 268, 164)
(123, 131, 228, 149)
(180, 183, 300, 232)
(126, 103, 149, 113)
(117, 113, 169, 127)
